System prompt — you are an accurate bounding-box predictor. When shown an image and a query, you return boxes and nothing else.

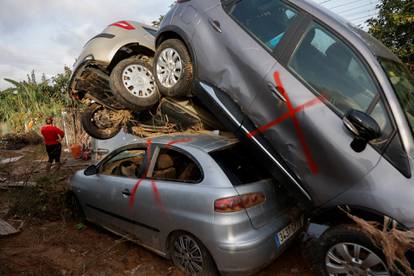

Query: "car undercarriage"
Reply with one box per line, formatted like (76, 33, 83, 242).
(70, 63, 222, 139)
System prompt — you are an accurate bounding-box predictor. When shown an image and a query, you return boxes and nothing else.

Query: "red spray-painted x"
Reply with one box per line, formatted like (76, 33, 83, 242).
(247, 71, 322, 174)
(128, 137, 193, 211)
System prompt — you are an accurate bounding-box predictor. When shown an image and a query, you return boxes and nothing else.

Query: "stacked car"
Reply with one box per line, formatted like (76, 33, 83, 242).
(69, 20, 220, 140)
(69, 0, 414, 275)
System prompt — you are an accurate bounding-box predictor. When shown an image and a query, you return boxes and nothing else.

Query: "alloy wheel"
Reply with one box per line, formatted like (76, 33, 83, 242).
(172, 234, 204, 273)
(156, 48, 183, 88)
(122, 64, 156, 98)
(325, 242, 389, 276)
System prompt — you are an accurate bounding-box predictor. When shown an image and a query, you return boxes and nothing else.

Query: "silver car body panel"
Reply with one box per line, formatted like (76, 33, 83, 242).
(73, 21, 156, 71)
(70, 134, 303, 274)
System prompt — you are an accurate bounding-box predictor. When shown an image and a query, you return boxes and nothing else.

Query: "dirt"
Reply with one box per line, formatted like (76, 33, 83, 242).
(0, 145, 317, 276)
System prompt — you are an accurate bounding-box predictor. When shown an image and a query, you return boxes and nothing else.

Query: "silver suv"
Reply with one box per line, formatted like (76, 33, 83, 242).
(153, 0, 414, 274)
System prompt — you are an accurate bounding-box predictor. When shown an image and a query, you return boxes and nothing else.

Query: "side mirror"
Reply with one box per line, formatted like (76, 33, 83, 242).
(84, 165, 98, 176)
(343, 109, 381, 153)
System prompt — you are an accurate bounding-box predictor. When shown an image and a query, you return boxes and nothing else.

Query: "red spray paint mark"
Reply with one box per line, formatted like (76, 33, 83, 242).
(110, 21, 135, 30)
(129, 178, 144, 208)
(165, 138, 193, 148)
(247, 71, 321, 174)
(128, 137, 193, 210)
(129, 139, 152, 208)
(151, 179, 165, 212)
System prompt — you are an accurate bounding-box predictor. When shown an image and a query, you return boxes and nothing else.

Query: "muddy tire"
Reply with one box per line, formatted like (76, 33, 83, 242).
(169, 232, 217, 275)
(315, 224, 390, 276)
(66, 192, 86, 222)
(110, 55, 160, 111)
(154, 39, 193, 97)
(81, 106, 122, 140)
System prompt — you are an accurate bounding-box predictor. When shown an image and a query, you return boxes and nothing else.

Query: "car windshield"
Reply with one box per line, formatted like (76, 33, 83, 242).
(380, 58, 414, 134)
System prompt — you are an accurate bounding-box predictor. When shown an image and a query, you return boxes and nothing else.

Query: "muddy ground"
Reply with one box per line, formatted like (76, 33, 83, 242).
(0, 145, 317, 276)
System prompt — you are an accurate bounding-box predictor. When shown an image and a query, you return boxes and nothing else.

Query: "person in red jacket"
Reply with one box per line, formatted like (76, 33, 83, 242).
(40, 117, 65, 171)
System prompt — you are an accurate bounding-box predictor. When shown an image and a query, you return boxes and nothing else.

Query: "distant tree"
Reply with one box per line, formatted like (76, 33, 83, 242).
(152, 15, 165, 28)
(151, 3, 175, 27)
(367, 0, 414, 64)
(26, 69, 37, 84)
(41, 73, 47, 83)
(0, 66, 72, 131)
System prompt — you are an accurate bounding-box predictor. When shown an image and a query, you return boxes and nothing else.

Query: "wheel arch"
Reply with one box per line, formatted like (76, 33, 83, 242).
(107, 43, 155, 73)
(311, 205, 406, 229)
(165, 229, 212, 257)
(155, 28, 197, 76)
(165, 229, 219, 273)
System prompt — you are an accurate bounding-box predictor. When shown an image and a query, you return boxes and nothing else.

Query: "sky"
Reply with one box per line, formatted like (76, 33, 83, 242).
(0, 0, 379, 90)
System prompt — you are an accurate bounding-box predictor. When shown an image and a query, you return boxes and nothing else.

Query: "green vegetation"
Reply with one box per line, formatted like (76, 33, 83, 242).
(0, 66, 72, 133)
(368, 0, 414, 64)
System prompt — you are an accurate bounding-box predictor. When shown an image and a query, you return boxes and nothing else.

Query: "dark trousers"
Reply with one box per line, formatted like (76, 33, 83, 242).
(46, 143, 62, 163)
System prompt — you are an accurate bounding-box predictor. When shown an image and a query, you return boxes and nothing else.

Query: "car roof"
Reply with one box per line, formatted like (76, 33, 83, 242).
(150, 133, 239, 152)
(289, 0, 400, 62)
(124, 133, 239, 153)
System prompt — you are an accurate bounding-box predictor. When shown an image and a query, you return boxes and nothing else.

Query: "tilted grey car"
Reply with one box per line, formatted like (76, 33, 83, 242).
(69, 134, 304, 275)
(153, 0, 414, 274)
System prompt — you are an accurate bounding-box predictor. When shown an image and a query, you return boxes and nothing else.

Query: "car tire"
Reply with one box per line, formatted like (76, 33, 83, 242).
(169, 232, 217, 275)
(110, 55, 160, 111)
(315, 224, 390, 276)
(66, 192, 86, 222)
(81, 106, 122, 140)
(154, 39, 193, 97)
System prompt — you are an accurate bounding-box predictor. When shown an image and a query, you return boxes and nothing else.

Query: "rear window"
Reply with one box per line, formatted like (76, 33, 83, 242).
(210, 145, 271, 186)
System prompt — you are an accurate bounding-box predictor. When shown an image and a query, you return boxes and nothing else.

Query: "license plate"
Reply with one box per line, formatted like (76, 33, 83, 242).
(275, 217, 304, 248)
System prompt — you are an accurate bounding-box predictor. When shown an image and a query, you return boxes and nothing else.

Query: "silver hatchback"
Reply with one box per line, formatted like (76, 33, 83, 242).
(68, 134, 304, 275)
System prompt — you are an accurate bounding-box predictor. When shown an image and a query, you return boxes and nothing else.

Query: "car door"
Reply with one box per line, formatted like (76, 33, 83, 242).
(245, 20, 395, 206)
(133, 145, 205, 251)
(85, 147, 150, 236)
(191, 0, 302, 122)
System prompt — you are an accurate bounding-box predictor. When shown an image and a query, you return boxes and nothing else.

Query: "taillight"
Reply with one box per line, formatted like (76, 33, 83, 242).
(214, 193, 266, 213)
(110, 21, 135, 30)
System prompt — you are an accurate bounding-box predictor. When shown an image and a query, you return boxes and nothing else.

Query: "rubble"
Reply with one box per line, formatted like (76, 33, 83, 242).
(346, 212, 414, 275)
(0, 218, 19, 236)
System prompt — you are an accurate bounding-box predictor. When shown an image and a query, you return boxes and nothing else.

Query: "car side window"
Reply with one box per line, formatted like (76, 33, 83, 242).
(101, 149, 146, 178)
(289, 24, 380, 116)
(288, 24, 395, 141)
(151, 148, 202, 183)
(226, 0, 298, 50)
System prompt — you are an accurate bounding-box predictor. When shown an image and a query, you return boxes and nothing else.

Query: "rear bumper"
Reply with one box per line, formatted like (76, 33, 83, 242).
(211, 217, 305, 275)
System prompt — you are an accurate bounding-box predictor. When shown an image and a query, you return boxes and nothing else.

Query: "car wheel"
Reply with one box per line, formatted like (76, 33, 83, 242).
(81, 106, 122, 140)
(316, 224, 390, 276)
(170, 232, 217, 275)
(154, 39, 193, 97)
(66, 192, 86, 222)
(110, 55, 160, 110)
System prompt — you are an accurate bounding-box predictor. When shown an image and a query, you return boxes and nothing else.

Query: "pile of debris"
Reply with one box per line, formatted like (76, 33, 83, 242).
(0, 131, 43, 150)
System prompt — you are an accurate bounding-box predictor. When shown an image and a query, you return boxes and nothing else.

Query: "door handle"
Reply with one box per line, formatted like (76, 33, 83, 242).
(267, 83, 287, 102)
(122, 189, 131, 196)
(208, 18, 222, 33)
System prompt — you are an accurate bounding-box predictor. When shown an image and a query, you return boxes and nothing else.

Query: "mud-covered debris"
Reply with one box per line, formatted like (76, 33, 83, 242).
(0, 156, 23, 165)
(0, 218, 19, 236)
(345, 211, 414, 275)
(0, 131, 43, 150)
